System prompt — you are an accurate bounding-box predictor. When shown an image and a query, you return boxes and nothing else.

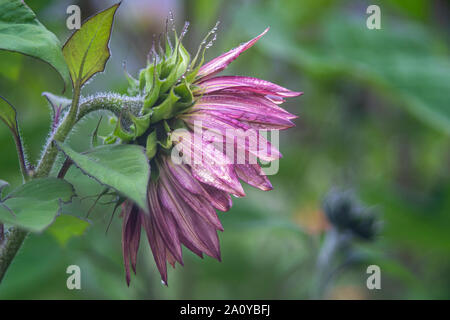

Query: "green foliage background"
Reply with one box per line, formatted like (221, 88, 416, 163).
(0, 0, 449, 299)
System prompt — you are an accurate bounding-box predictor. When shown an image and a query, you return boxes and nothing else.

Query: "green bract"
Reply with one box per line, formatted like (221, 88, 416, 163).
(109, 25, 199, 159)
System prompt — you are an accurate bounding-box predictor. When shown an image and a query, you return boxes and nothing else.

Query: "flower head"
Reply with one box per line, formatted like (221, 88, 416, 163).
(117, 21, 302, 285)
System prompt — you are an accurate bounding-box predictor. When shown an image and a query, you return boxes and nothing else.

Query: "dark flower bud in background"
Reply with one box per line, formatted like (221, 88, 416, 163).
(322, 189, 381, 241)
(315, 189, 382, 298)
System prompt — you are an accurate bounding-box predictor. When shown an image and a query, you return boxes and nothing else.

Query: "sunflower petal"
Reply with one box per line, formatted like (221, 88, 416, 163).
(158, 178, 220, 259)
(148, 184, 183, 264)
(235, 164, 273, 191)
(171, 129, 245, 197)
(142, 213, 169, 285)
(196, 28, 269, 80)
(196, 76, 303, 98)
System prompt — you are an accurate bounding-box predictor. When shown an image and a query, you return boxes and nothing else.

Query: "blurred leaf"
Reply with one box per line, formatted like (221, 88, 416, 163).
(0, 0, 70, 88)
(62, 3, 120, 87)
(56, 142, 149, 211)
(236, 7, 450, 134)
(0, 233, 66, 299)
(386, 0, 431, 21)
(0, 95, 18, 138)
(359, 246, 421, 287)
(0, 178, 75, 232)
(363, 183, 450, 253)
(320, 18, 450, 135)
(47, 214, 90, 246)
(0, 52, 22, 81)
(193, 0, 221, 29)
(378, 257, 419, 286)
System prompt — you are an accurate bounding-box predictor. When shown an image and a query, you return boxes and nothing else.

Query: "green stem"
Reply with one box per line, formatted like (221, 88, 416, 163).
(314, 228, 352, 299)
(0, 228, 27, 282)
(13, 133, 29, 182)
(35, 84, 81, 179)
(77, 94, 140, 122)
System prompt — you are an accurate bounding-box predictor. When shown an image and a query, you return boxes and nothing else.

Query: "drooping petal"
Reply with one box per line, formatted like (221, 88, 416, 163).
(196, 28, 269, 80)
(166, 249, 177, 268)
(200, 182, 232, 212)
(157, 180, 207, 257)
(235, 164, 273, 191)
(174, 183, 224, 231)
(157, 177, 221, 260)
(160, 159, 224, 231)
(171, 129, 245, 197)
(121, 202, 142, 285)
(148, 184, 184, 264)
(163, 157, 232, 212)
(196, 76, 303, 98)
(181, 112, 282, 163)
(129, 211, 141, 274)
(186, 209, 221, 261)
(142, 212, 168, 285)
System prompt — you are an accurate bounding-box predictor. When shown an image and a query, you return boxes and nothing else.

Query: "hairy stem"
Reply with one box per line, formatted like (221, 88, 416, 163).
(35, 84, 81, 179)
(0, 228, 27, 282)
(76, 94, 142, 122)
(13, 133, 29, 182)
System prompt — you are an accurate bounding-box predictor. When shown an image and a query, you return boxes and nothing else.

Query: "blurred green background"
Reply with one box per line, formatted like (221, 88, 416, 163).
(1, 0, 450, 299)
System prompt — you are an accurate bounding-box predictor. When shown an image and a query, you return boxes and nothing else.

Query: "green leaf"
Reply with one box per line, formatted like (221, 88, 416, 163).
(63, 3, 120, 87)
(0, 51, 22, 81)
(0, 95, 18, 137)
(238, 9, 450, 134)
(56, 142, 150, 211)
(47, 214, 90, 247)
(0, 178, 75, 232)
(318, 18, 450, 135)
(0, 0, 71, 88)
